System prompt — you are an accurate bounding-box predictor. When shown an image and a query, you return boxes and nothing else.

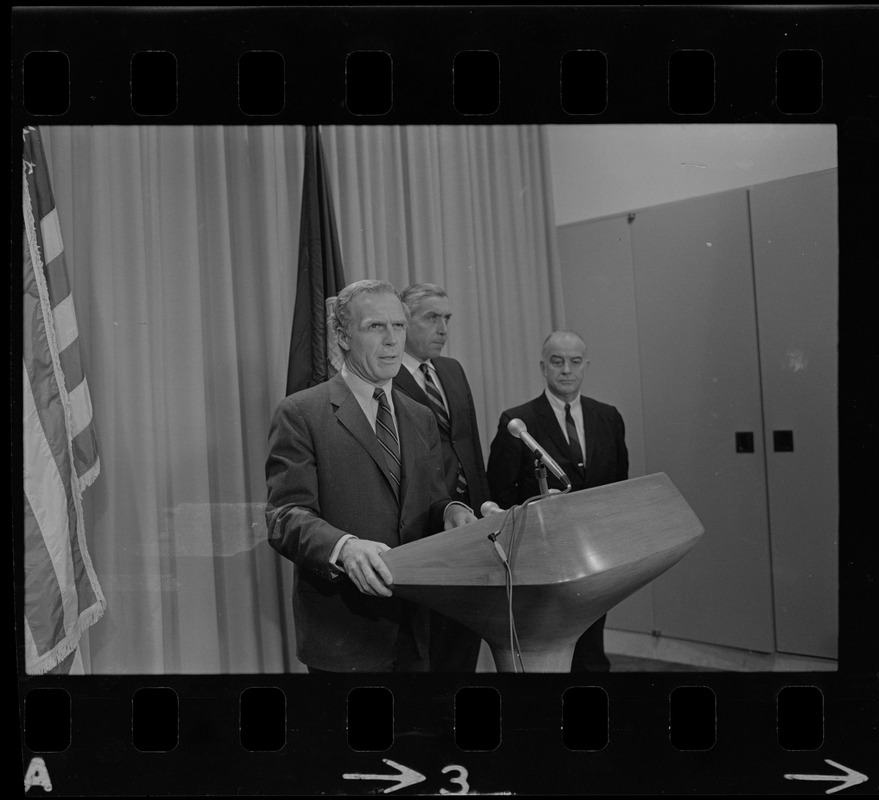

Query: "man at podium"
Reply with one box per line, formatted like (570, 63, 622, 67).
(265, 280, 476, 673)
(487, 330, 629, 672)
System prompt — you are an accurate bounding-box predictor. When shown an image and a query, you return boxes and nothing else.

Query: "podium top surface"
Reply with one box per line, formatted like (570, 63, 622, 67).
(382, 472, 704, 588)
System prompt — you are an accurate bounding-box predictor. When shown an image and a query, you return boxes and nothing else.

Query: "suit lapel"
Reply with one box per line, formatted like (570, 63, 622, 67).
(330, 375, 399, 503)
(393, 389, 429, 507)
(432, 357, 462, 434)
(397, 359, 454, 438)
(580, 396, 597, 472)
(533, 393, 573, 466)
(394, 364, 431, 407)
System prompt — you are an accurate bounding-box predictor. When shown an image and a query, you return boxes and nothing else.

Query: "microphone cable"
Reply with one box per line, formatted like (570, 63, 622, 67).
(487, 483, 572, 674)
(486, 526, 522, 673)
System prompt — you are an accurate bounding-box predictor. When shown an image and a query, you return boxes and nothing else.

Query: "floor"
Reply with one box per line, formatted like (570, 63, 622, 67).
(476, 643, 722, 673)
(609, 653, 719, 672)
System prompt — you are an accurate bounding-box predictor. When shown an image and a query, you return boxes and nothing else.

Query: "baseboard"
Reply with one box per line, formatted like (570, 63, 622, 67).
(605, 628, 838, 672)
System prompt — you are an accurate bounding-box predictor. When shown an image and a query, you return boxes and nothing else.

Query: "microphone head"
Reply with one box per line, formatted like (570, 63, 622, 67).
(507, 418, 527, 438)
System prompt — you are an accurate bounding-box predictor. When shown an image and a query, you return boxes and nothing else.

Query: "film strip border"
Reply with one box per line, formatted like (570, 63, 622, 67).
(13, 5, 879, 797)
(17, 44, 829, 121)
(20, 674, 878, 795)
(10, 6, 877, 123)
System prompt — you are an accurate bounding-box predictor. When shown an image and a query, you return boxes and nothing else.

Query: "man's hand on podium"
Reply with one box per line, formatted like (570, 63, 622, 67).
(339, 539, 394, 597)
(444, 503, 478, 530)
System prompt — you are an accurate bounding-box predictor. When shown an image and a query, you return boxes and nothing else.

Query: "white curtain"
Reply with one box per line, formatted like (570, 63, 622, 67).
(40, 124, 565, 673)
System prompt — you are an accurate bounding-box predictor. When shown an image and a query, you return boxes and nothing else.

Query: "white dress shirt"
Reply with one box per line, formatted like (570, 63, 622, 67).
(340, 363, 396, 432)
(544, 388, 586, 466)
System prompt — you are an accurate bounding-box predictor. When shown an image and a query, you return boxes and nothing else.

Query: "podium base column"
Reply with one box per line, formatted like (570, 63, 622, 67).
(489, 639, 578, 673)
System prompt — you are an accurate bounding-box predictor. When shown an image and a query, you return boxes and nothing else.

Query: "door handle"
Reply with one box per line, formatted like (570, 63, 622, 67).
(735, 432, 754, 453)
(773, 430, 794, 452)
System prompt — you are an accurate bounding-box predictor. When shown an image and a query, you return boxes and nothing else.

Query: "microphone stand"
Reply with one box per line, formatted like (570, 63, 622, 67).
(533, 454, 549, 496)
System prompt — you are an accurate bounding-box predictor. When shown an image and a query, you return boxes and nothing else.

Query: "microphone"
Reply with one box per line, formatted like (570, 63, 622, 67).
(507, 418, 572, 488)
(480, 501, 504, 517)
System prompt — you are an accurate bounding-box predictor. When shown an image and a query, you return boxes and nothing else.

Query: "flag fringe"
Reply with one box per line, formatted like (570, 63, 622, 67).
(78, 457, 101, 491)
(25, 603, 105, 675)
(22, 154, 106, 675)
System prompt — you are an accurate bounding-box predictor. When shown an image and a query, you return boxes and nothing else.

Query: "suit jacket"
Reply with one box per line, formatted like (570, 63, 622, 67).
(487, 392, 629, 507)
(265, 373, 451, 671)
(394, 356, 491, 513)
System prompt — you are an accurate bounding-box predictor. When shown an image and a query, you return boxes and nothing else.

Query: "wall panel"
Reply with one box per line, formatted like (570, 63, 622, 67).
(630, 191, 776, 652)
(555, 174, 839, 661)
(749, 170, 839, 658)
(557, 214, 652, 634)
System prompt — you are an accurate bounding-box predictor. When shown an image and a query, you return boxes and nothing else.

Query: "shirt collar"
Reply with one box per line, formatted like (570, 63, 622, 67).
(341, 363, 392, 403)
(402, 351, 431, 376)
(544, 387, 580, 414)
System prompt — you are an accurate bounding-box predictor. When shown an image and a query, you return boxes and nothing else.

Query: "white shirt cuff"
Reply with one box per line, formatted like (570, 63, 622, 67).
(443, 501, 474, 522)
(329, 534, 358, 573)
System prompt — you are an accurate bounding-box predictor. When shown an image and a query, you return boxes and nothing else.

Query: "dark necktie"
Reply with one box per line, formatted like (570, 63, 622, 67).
(374, 388, 401, 500)
(420, 363, 468, 500)
(565, 403, 585, 471)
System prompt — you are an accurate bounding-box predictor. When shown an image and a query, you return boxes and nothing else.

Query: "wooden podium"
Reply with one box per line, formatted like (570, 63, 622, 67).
(382, 473, 704, 672)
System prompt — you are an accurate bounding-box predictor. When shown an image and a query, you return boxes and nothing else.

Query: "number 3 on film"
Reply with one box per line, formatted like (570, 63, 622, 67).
(440, 764, 469, 795)
(343, 759, 471, 794)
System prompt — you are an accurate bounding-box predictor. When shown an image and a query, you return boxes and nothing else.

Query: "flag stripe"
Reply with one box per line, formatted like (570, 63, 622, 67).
(24, 348, 100, 627)
(24, 279, 71, 481)
(68, 380, 95, 440)
(72, 425, 101, 487)
(40, 207, 64, 265)
(23, 362, 81, 639)
(23, 610, 44, 674)
(23, 126, 105, 675)
(44, 255, 72, 307)
(24, 129, 100, 485)
(58, 339, 84, 393)
(24, 494, 69, 656)
(52, 293, 78, 352)
(28, 138, 56, 217)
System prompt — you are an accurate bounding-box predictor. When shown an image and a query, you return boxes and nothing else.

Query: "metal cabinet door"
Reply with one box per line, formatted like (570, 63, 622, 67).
(749, 170, 839, 659)
(630, 190, 775, 653)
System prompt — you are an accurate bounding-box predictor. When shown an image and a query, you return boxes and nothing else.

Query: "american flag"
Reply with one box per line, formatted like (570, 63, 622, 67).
(22, 126, 105, 675)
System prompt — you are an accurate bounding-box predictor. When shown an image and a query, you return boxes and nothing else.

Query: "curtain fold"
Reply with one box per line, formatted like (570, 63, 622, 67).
(38, 124, 564, 673)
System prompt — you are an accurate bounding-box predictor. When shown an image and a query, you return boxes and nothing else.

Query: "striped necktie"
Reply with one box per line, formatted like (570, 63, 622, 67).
(420, 363, 468, 501)
(419, 363, 449, 433)
(564, 402, 586, 471)
(373, 388, 401, 500)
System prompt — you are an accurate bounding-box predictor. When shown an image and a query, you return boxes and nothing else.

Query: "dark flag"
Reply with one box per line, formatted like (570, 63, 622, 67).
(286, 126, 347, 396)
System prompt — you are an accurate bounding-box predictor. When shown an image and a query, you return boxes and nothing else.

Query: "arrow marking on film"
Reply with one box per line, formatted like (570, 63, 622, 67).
(343, 758, 427, 794)
(784, 759, 868, 794)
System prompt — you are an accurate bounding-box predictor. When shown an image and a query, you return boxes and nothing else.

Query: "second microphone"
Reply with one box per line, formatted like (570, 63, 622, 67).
(506, 418, 572, 489)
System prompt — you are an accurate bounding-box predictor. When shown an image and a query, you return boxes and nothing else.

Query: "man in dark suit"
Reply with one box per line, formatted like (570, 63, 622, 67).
(265, 280, 476, 673)
(487, 330, 629, 672)
(393, 283, 491, 672)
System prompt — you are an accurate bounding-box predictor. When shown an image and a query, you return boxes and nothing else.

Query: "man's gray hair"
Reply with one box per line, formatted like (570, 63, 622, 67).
(332, 279, 405, 340)
(541, 330, 587, 359)
(400, 283, 448, 313)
